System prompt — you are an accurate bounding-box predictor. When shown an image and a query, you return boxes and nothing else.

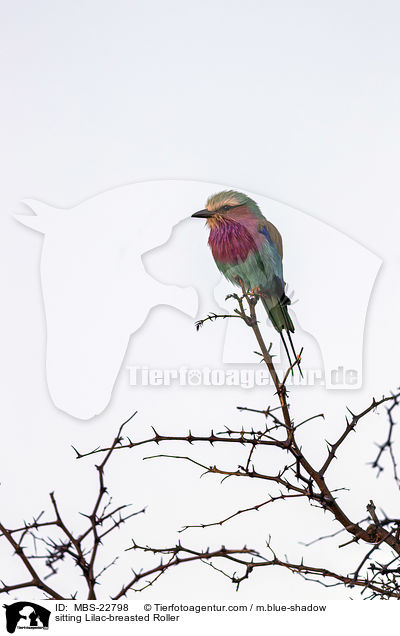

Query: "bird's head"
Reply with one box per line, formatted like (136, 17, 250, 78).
(191, 190, 262, 229)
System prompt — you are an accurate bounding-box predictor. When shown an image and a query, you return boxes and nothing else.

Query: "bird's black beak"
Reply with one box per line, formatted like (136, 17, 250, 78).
(191, 209, 214, 218)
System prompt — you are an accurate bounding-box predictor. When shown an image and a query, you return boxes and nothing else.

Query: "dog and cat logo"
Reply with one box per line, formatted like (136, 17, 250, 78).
(3, 603, 51, 633)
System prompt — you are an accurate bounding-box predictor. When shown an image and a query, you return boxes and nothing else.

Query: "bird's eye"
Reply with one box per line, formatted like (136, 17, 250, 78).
(222, 205, 230, 212)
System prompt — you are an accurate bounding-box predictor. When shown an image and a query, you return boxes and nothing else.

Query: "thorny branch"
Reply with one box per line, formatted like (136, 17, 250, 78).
(73, 288, 400, 599)
(2, 287, 400, 599)
(370, 392, 400, 486)
(0, 414, 260, 599)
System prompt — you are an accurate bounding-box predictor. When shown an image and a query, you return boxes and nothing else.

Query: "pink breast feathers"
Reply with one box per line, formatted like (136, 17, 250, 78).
(208, 220, 258, 264)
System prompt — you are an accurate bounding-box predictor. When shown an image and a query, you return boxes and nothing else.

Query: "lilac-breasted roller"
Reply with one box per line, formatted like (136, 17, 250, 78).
(192, 190, 297, 363)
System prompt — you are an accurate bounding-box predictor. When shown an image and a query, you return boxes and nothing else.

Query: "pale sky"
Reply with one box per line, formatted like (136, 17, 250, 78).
(1, 0, 400, 602)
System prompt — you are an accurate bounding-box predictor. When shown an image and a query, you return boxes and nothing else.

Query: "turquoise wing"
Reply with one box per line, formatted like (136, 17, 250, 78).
(256, 222, 284, 292)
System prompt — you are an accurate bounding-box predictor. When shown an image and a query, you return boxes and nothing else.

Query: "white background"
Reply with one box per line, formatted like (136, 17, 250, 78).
(1, 0, 400, 610)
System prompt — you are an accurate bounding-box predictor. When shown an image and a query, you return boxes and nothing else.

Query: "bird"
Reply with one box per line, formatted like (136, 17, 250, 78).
(191, 189, 298, 367)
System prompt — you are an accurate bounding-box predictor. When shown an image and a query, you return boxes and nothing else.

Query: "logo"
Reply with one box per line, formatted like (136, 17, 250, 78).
(3, 603, 50, 633)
